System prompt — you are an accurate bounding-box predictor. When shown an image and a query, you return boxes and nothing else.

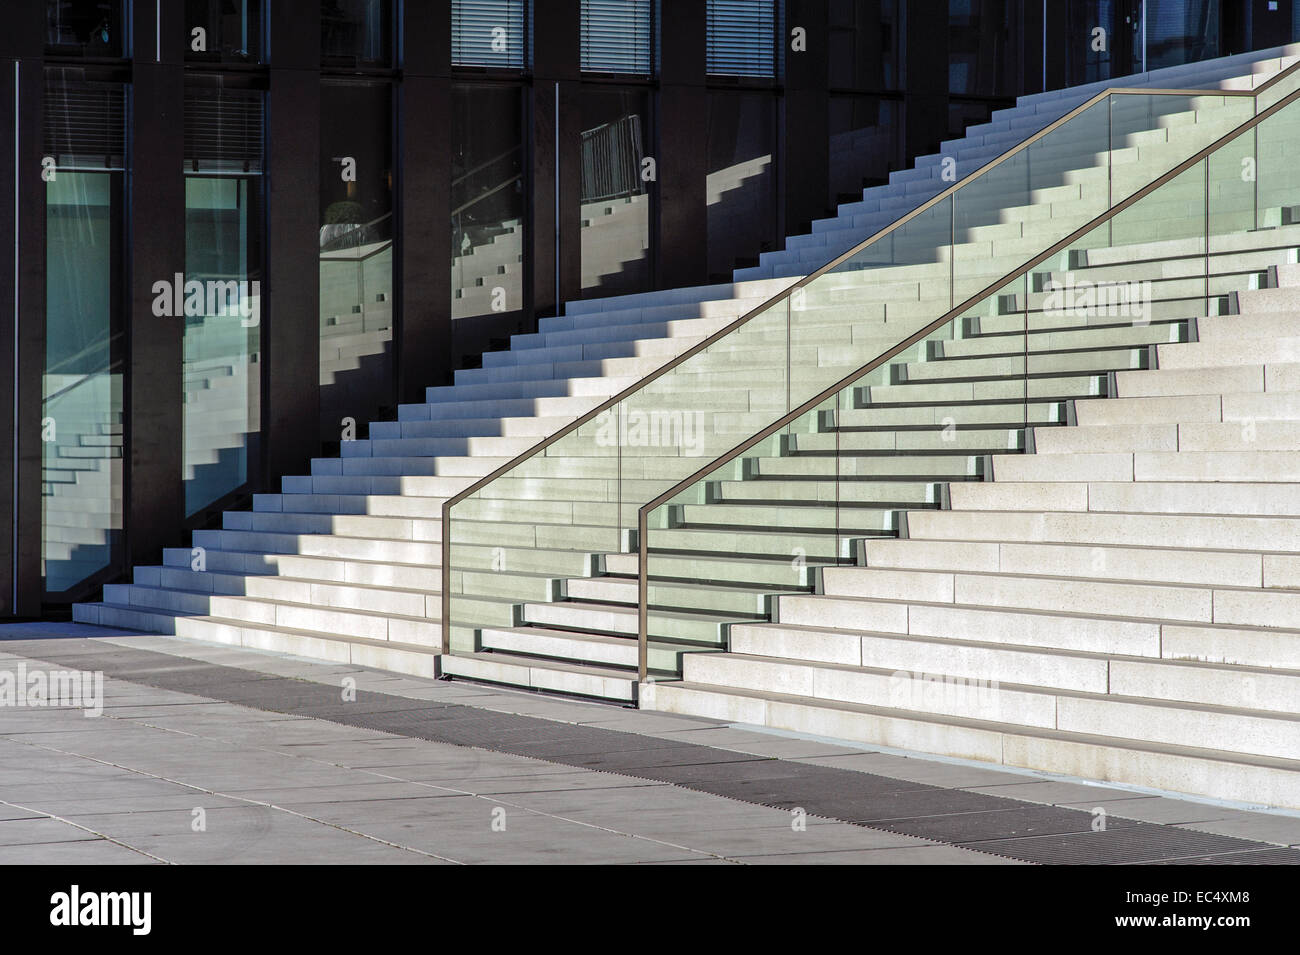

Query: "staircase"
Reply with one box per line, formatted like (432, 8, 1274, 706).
(742, 46, 1300, 282)
(645, 272, 1300, 809)
(73, 47, 1300, 806)
(445, 230, 1300, 702)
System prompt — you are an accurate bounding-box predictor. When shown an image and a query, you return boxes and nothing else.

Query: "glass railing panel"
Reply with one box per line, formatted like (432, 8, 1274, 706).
(1253, 96, 1300, 231)
(445, 297, 791, 651)
(1254, 59, 1300, 113)
(951, 99, 1109, 303)
(791, 194, 954, 378)
(1207, 124, 1257, 241)
(1031, 160, 1205, 415)
(1108, 94, 1249, 205)
(446, 74, 1298, 667)
(644, 276, 1029, 680)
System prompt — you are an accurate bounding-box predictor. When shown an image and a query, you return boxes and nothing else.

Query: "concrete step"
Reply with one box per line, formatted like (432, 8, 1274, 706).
(904, 508, 1300, 552)
(681, 650, 1300, 759)
(477, 625, 708, 674)
(862, 537, 1272, 588)
(438, 650, 637, 702)
(642, 681, 1300, 809)
(72, 601, 439, 676)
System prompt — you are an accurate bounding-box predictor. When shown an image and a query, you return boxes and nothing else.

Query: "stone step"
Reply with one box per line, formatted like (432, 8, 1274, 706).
(642, 682, 1300, 810)
(72, 601, 439, 676)
(805, 564, 1300, 634)
(563, 573, 791, 617)
(905, 507, 1300, 552)
(104, 582, 442, 645)
(1116, 362, 1300, 398)
(862, 537, 1272, 588)
(989, 448, 1300, 483)
(521, 598, 730, 646)
(676, 651, 1300, 761)
(438, 650, 637, 702)
(477, 626, 706, 674)
(1033, 419, 1300, 454)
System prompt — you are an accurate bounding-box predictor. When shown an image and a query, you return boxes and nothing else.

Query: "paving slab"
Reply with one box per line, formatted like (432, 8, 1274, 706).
(3, 626, 1296, 866)
(1176, 813, 1300, 847)
(732, 845, 1027, 864)
(0, 838, 161, 865)
(0, 817, 101, 847)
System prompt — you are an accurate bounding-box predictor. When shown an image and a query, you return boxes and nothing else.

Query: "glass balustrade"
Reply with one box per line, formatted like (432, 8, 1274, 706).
(637, 85, 1300, 682)
(441, 71, 1295, 674)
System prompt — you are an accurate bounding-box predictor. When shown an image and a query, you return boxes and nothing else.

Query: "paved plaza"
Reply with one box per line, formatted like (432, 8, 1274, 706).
(1, 623, 1297, 865)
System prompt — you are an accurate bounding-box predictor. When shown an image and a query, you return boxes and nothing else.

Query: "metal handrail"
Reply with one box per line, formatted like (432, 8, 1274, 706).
(633, 68, 1300, 680)
(439, 61, 1300, 655)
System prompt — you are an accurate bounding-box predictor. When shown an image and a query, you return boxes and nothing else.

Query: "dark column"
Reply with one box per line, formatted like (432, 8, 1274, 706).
(781, 0, 830, 241)
(657, 0, 708, 291)
(531, 0, 581, 318)
(264, 1, 321, 486)
(396, 5, 452, 400)
(125, 0, 186, 571)
(0, 2, 45, 615)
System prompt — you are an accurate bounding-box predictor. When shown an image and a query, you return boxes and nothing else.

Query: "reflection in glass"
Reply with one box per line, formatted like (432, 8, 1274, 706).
(185, 0, 261, 63)
(45, 0, 123, 57)
(182, 87, 264, 516)
(706, 91, 776, 282)
(43, 171, 124, 594)
(828, 0, 900, 89)
(322, 0, 391, 66)
(948, 0, 1018, 97)
(451, 85, 525, 320)
(183, 177, 262, 516)
(1145, 0, 1219, 71)
(320, 82, 394, 444)
(1061, 0, 1142, 87)
(580, 89, 651, 297)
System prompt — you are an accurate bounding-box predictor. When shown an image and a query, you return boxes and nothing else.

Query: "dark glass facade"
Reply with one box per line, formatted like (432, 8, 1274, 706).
(3, 0, 1296, 614)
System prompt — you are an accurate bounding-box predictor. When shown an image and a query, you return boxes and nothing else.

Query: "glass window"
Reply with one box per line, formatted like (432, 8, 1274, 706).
(581, 0, 653, 75)
(185, 0, 262, 63)
(451, 84, 525, 320)
(1144, 0, 1219, 71)
(319, 82, 394, 446)
(706, 91, 777, 283)
(182, 87, 264, 516)
(828, 0, 901, 91)
(41, 75, 126, 595)
(949, 0, 1019, 97)
(45, 0, 124, 57)
(452, 0, 528, 70)
(706, 0, 776, 78)
(1060, 0, 1141, 87)
(580, 88, 652, 297)
(322, 0, 392, 67)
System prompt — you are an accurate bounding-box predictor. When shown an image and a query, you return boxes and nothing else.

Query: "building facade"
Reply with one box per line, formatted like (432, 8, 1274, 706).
(1, 0, 1293, 617)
